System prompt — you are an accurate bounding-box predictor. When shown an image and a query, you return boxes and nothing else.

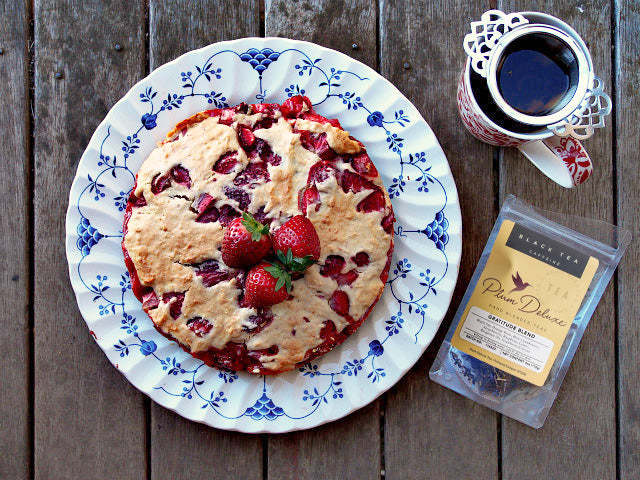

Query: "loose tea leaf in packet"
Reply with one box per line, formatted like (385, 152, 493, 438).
(429, 195, 631, 428)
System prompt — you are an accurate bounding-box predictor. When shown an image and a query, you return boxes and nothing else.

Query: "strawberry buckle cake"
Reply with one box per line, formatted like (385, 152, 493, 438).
(122, 96, 395, 374)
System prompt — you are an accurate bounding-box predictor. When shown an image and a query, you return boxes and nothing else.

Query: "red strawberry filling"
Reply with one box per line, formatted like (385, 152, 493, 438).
(192, 193, 220, 223)
(234, 103, 249, 114)
(300, 320, 347, 363)
(381, 211, 395, 234)
(188, 341, 280, 374)
(206, 107, 235, 125)
(151, 165, 191, 194)
(351, 252, 370, 267)
(151, 173, 171, 194)
(351, 152, 378, 177)
(253, 116, 275, 130)
(233, 270, 246, 288)
(298, 131, 338, 161)
(193, 192, 213, 212)
(336, 269, 358, 286)
(141, 290, 159, 311)
(253, 206, 273, 226)
(213, 151, 238, 174)
(308, 161, 338, 185)
(218, 204, 241, 226)
(187, 317, 213, 337)
(314, 134, 336, 161)
(298, 130, 316, 151)
(237, 125, 256, 149)
(128, 191, 147, 208)
(357, 190, 386, 212)
(234, 162, 269, 188)
(298, 185, 320, 215)
(329, 290, 350, 317)
(252, 103, 279, 115)
(192, 342, 247, 372)
(253, 139, 281, 166)
(380, 245, 393, 283)
(319, 320, 339, 340)
(281, 95, 312, 118)
(244, 310, 273, 333)
(195, 260, 229, 287)
(300, 112, 342, 129)
(247, 345, 279, 362)
(171, 166, 191, 186)
(197, 206, 220, 223)
(162, 292, 185, 320)
(341, 170, 377, 194)
(319, 254, 360, 286)
(224, 186, 251, 210)
(320, 255, 346, 278)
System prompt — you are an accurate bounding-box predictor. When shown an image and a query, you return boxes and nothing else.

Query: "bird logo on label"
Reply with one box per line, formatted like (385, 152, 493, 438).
(509, 271, 532, 294)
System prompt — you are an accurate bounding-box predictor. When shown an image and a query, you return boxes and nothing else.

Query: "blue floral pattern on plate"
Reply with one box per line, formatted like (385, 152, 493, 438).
(65, 38, 461, 433)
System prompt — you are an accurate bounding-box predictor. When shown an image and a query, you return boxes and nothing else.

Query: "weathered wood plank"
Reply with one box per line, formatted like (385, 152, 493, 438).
(498, 2, 616, 479)
(265, 0, 377, 69)
(616, 1, 640, 478)
(380, 1, 499, 479)
(33, 1, 147, 478)
(265, 402, 380, 480)
(0, 1, 30, 478)
(265, 1, 381, 479)
(148, 2, 264, 478)
(150, 0, 261, 66)
(151, 409, 264, 479)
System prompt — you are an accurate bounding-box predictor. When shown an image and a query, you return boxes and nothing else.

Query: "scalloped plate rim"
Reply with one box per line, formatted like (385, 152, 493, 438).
(65, 37, 462, 433)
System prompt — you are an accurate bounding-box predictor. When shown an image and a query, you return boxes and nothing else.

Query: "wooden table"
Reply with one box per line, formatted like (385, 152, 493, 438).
(1, 0, 638, 478)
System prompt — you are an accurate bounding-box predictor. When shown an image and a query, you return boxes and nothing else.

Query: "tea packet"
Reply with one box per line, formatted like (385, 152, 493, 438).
(429, 195, 631, 428)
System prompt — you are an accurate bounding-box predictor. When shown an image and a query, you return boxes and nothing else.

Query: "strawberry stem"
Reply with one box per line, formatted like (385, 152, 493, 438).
(241, 211, 270, 242)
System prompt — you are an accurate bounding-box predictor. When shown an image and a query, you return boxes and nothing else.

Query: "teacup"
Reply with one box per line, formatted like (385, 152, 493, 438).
(457, 10, 611, 188)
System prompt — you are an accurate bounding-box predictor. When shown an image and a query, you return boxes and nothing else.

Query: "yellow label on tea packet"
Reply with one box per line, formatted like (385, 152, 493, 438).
(451, 220, 598, 386)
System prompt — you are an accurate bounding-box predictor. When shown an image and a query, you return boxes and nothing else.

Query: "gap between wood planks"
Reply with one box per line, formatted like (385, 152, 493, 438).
(27, 0, 36, 477)
(610, 1, 620, 478)
(376, 1, 386, 478)
(144, 3, 152, 479)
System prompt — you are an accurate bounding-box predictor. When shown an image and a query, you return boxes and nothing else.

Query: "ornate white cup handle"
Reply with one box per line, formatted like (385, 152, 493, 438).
(548, 76, 613, 140)
(463, 10, 529, 78)
(518, 136, 593, 188)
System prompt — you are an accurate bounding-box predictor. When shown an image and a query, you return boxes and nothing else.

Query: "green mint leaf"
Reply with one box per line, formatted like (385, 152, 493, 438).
(289, 261, 305, 273)
(276, 249, 287, 264)
(289, 255, 316, 272)
(264, 263, 291, 293)
(264, 265, 281, 277)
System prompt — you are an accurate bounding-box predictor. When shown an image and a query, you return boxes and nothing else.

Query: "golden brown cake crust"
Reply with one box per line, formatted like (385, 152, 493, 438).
(122, 97, 394, 374)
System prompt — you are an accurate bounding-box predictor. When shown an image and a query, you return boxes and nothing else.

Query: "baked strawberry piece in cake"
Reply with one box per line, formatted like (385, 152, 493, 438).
(122, 96, 394, 374)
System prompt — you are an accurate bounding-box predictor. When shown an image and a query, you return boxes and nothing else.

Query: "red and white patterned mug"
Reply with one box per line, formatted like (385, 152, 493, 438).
(457, 11, 611, 188)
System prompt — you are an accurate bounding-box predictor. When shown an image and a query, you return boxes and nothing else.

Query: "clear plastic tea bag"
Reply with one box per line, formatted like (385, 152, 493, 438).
(429, 195, 631, 428)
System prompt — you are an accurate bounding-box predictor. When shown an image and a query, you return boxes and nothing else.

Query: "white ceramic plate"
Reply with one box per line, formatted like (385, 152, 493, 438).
(66, 38, 461, 433)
